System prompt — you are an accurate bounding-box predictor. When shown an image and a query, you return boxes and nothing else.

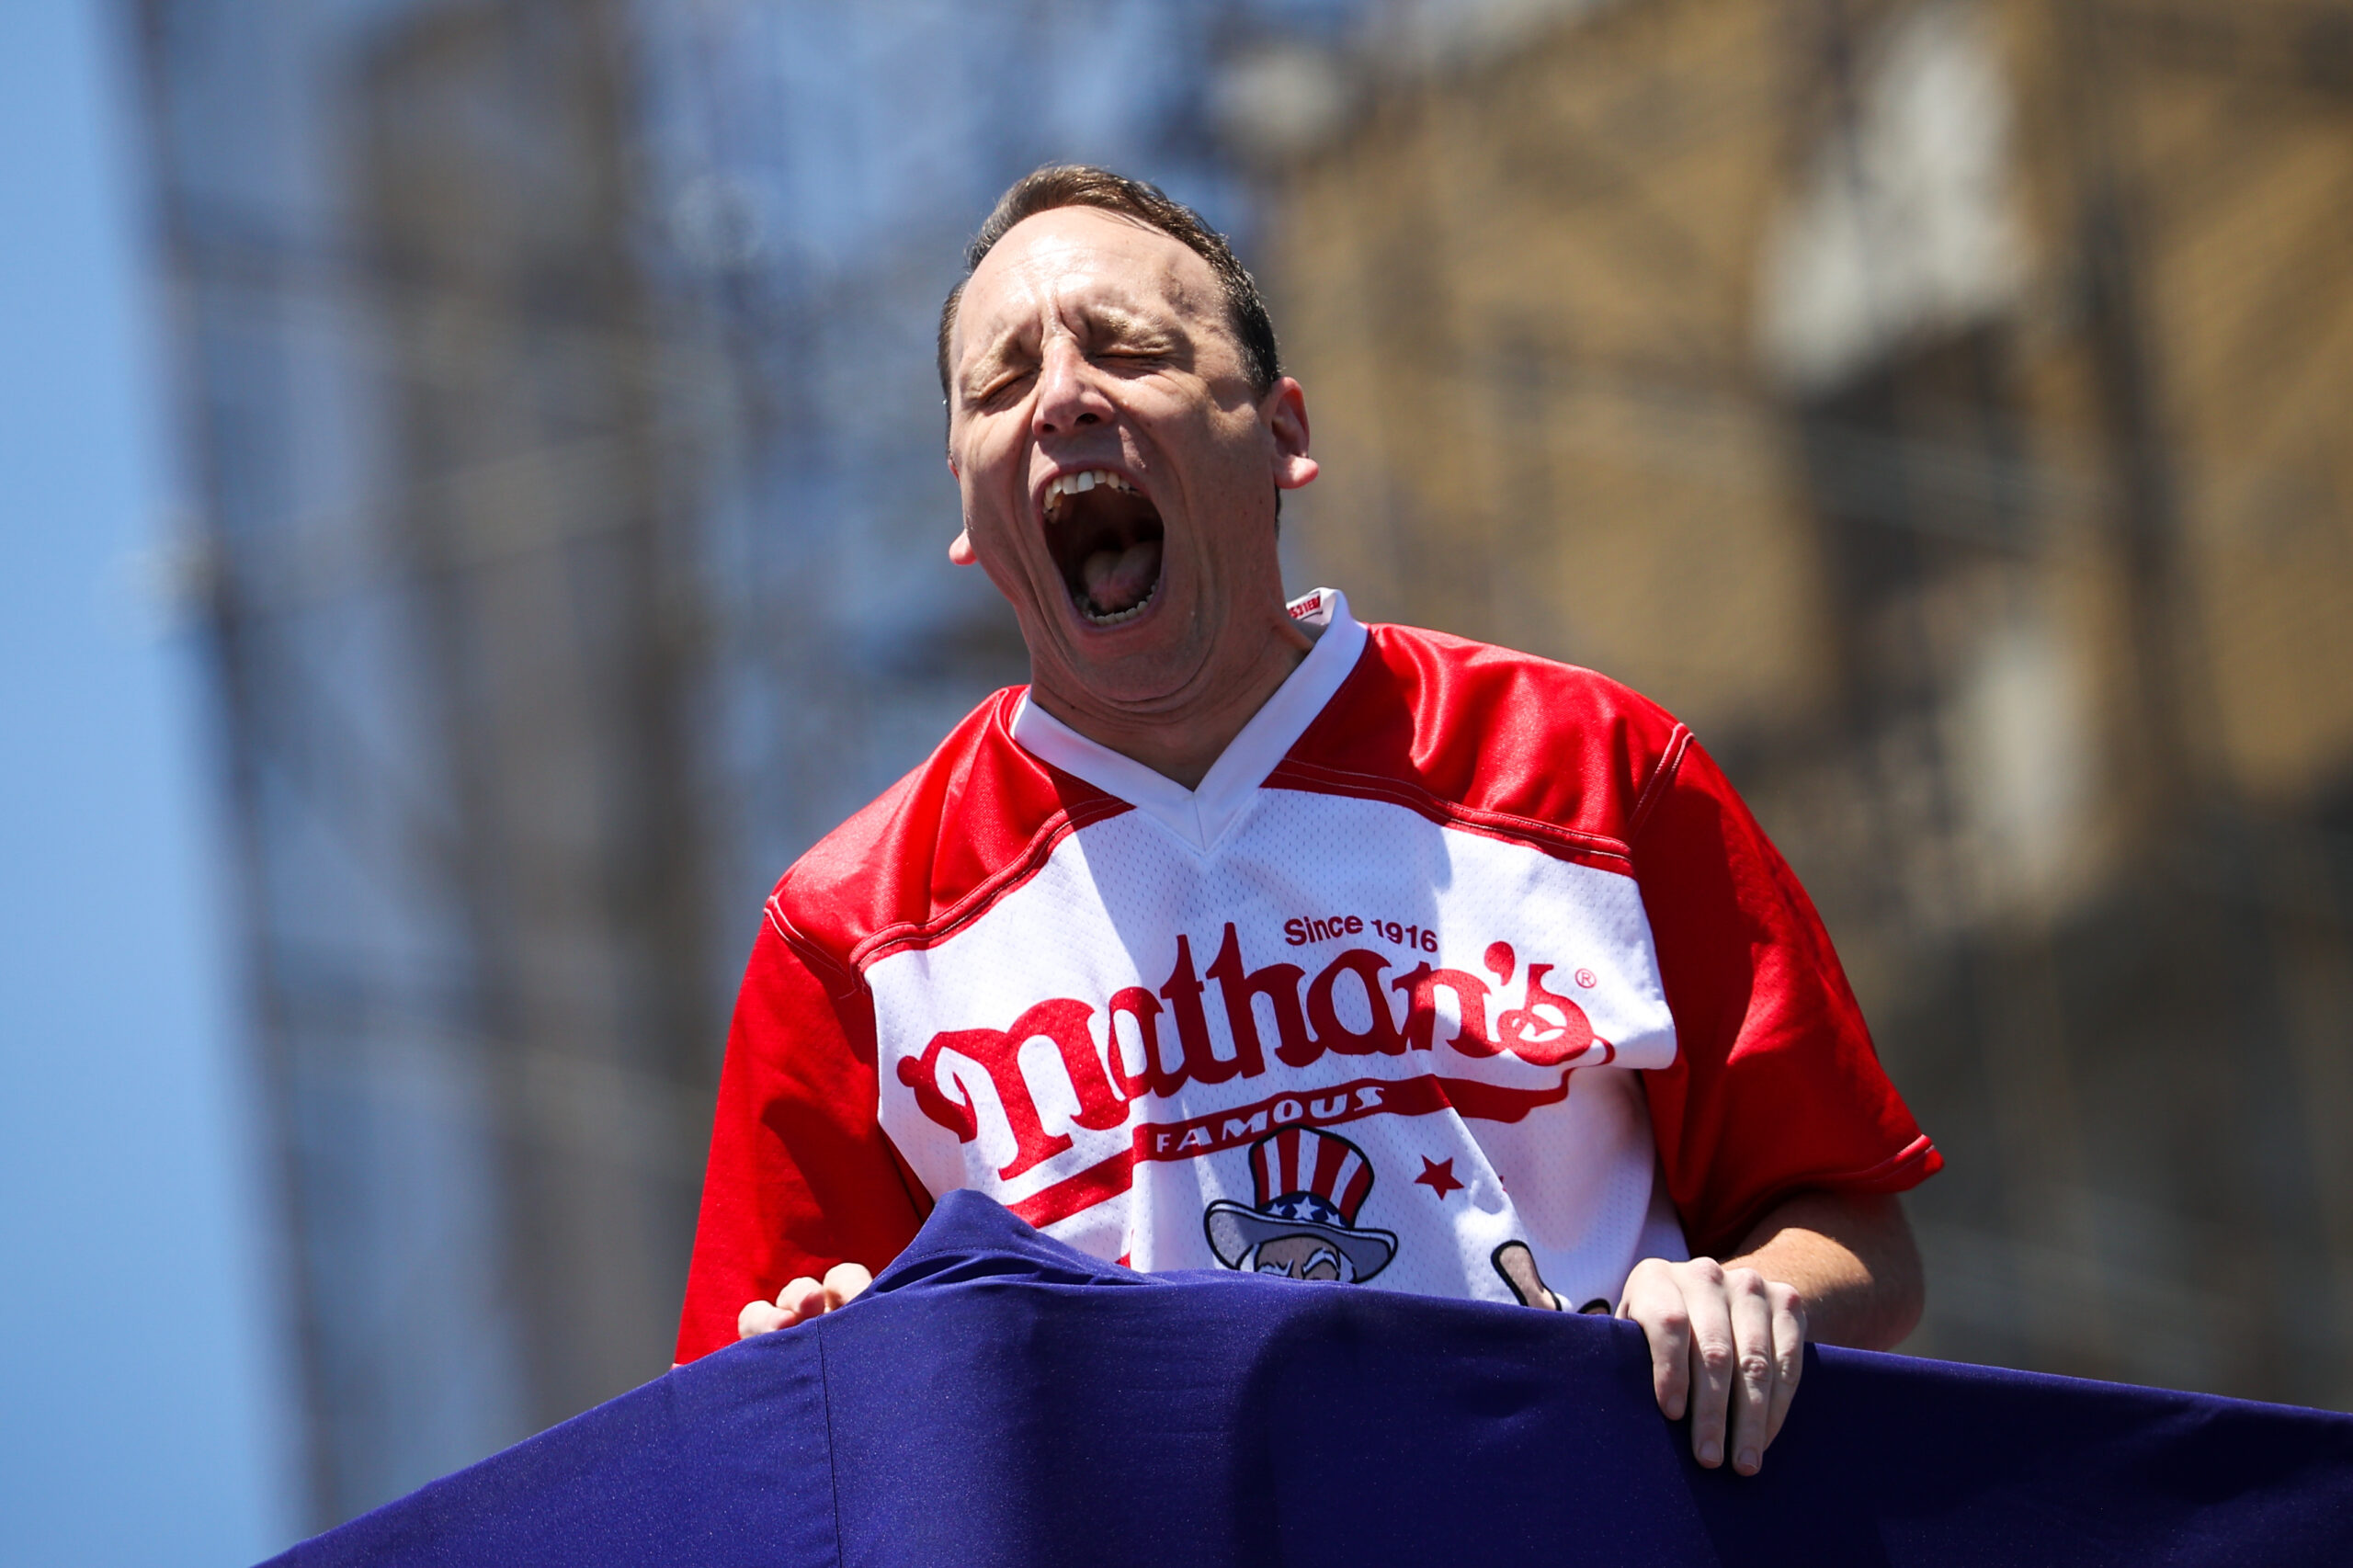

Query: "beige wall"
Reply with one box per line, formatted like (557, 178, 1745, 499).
(1269, 0, 1847, 744)
(1251, 0, 2353, 1404)
(1267, 0, 2353, 809)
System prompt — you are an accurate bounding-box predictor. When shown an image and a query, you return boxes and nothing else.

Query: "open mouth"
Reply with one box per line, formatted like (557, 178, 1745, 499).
(1042, 468, 1165, 627)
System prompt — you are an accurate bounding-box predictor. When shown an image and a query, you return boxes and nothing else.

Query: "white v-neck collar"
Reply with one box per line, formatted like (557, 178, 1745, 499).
(1009, 588, 1368, 853)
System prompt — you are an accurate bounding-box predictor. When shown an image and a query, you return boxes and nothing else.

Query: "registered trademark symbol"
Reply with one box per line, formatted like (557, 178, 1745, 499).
(1574, 969, 1597, 989)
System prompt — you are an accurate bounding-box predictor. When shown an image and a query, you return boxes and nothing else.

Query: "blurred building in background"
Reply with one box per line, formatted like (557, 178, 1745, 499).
(127, 0, 1337, 1528)
(1245, 0, 2353, 1403)
(125, 0, 2351, 1533)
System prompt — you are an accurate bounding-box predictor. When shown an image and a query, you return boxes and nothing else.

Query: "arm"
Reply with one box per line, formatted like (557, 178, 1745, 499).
(1619, 1187, 1922, 1476)
(1623, 732, 1938, 1473)
(1729, 1187, 1922, 1350)
(674, 916, 926, 1364)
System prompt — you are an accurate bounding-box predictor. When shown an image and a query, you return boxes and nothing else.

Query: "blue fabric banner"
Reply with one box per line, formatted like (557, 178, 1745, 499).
(268, 1191, 2353, 1566)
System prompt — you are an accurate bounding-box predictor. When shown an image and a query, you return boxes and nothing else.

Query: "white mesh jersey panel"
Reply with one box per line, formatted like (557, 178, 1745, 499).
(868, 788, 1683, 1310)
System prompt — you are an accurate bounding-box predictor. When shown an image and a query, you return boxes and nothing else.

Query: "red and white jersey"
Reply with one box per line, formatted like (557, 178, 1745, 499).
(675, 590, 1939, 1361)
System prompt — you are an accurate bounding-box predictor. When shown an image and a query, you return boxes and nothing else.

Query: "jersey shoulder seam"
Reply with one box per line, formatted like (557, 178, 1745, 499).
(1267, 758, 1635, 870)
(842, 790, 1130, 971)
(1625, 723, 1694, 846)
(766, 899, 865, 1002)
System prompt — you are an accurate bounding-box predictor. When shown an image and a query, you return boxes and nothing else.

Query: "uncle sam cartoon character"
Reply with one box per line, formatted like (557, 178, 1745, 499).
(1204, 1128, 1397, 1284)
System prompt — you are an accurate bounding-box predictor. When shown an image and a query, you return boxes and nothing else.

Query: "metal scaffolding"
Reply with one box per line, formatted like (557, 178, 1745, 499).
(127, 0, 1317, 1527)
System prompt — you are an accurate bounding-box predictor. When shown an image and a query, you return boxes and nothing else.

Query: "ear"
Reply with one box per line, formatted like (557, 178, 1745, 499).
(1264, 377, 1319, 491)
(944, 448, 973, 562)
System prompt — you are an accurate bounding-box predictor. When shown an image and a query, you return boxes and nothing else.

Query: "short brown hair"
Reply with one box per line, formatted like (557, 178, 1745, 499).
(937, 165, 1283, 404)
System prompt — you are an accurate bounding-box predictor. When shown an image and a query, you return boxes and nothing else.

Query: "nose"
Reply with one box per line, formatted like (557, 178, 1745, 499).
(1031, 336, 1112, 437)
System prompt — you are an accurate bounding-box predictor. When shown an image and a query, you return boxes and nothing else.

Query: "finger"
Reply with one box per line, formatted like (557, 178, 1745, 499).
(1619, 1261, 1691, 1421)
(1726, 1270, 1774, 1475)
(737, 1299, 788, 1339)
(776, 1276, 828, 1325)
(1681, 1261, 1735, 1470)
(1763, 1283, 1807, 1450)
(822, 1262, 874, 1311)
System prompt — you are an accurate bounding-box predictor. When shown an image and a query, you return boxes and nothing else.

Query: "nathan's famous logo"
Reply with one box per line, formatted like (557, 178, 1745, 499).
(895, 924, 1611, 1181)
(1204, 1128, 1395, 1283)
(1199, 1127, 1591, 1310)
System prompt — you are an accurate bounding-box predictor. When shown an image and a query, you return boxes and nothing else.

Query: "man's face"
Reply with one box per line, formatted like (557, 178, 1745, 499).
(945, 207, 1314, 713)
(1253, 1233, 1347, 1282)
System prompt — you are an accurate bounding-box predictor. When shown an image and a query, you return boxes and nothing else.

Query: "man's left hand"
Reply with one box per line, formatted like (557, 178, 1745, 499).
(1615, 1189, 1923, 1476)
(1618, 1256, 1805, 1476)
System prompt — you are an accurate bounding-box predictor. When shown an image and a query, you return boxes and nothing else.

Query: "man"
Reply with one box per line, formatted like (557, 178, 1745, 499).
(676, 166, 1938, 1479)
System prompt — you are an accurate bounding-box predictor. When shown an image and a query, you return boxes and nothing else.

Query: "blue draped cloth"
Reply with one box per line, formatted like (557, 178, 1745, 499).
(268, 1190, 2353, 1566)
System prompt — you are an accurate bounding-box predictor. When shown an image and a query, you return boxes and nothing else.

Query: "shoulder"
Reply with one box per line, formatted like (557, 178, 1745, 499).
(1281, 620, 1692, 850)
(767, 687, 1125, 975)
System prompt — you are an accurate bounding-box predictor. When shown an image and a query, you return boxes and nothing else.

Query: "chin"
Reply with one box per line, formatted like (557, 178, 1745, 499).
(1037, 591, 1217, 707)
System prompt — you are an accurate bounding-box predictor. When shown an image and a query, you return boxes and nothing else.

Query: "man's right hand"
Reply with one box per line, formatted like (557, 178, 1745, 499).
(737, 1262, 873, 1338)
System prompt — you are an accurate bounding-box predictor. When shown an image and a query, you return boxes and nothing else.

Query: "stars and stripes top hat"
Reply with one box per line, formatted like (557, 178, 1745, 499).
(1203, 1127, 1397, 1283)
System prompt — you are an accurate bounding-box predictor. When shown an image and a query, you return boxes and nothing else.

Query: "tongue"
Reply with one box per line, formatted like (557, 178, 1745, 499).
(1080, 538, 1162, 616)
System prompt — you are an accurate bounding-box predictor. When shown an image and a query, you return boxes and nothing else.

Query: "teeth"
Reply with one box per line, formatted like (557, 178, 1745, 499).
(1082, 585, 1155, 626)
(1043, 469, 1137, 512)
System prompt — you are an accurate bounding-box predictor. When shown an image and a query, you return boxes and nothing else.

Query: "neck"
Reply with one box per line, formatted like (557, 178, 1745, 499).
(1028, 613, 1319, 790)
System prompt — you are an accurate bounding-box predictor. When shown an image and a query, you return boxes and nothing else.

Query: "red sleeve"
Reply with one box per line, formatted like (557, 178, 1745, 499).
(1632, 733, 1940, 1260)
(672, 912, 932, 1364)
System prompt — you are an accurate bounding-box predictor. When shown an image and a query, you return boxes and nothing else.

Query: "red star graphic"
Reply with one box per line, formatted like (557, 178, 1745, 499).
(1415, 1156, 1465, 1199)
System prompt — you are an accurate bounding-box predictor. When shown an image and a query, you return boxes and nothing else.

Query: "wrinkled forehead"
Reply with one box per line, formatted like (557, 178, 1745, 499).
(952, 207, 1224, 363)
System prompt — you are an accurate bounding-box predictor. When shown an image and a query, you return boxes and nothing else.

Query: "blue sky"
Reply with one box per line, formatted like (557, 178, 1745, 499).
(0, 3, 295, 1562)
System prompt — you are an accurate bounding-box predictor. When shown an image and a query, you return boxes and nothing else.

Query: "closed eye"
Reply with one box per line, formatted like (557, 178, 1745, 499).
(1092, 340, 1176, 374)
(973, 369, 1034, 408)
